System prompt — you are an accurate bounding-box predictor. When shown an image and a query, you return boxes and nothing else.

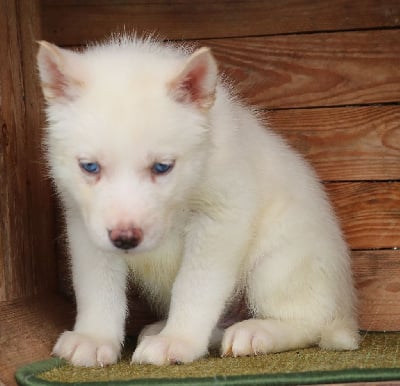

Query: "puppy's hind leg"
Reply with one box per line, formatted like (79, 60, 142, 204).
(221, 318, 321, 357)
(222, 238, 359, 357)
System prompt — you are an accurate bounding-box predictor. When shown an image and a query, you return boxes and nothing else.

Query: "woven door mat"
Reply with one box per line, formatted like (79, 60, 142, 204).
(16, 332, 400, 385)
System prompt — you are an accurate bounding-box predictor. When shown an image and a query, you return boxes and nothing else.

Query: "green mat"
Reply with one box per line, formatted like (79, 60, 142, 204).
(16, 332, 400, 385)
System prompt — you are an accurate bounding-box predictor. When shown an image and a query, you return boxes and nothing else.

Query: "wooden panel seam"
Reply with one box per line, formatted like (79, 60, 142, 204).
(41, 0, 400, 45)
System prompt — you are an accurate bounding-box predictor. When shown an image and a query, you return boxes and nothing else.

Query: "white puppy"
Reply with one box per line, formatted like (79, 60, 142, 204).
(37, 35, 359, 367)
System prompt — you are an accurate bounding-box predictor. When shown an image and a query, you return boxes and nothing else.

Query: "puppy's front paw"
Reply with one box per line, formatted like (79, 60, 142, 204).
(53, 331, 120, 367)
(132, 334, 206, 365)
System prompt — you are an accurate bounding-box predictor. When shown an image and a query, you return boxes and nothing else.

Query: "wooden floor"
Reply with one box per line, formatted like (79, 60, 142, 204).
(1, 1, 400, 385)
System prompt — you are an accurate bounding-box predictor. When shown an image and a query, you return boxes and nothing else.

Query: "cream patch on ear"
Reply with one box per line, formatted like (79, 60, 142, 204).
(37, 41, 85, 103)
(168, 47, 218, 110)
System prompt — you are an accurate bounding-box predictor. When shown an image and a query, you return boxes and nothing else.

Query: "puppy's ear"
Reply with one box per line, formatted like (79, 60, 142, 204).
(37, 41, 84, 103)
(168, 47, 218, 110)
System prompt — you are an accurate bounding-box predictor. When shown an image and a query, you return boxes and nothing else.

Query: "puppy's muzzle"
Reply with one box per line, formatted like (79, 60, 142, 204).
(108, 227, 143, 250)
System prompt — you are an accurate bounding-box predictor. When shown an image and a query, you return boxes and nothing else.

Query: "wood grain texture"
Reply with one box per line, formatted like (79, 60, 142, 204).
(353, 250, 400, 331)
(62, 30, 400, 109)
(0, 294, 74, 386)
(0, 0, 57, 301)
(0, 0, 33, 301)
(0, 291, 156, 386)
(41, 0, 400, 45)
(326, 182, 400, 250)
(208, 30, 400, 108)
(266, 106, 400, 181)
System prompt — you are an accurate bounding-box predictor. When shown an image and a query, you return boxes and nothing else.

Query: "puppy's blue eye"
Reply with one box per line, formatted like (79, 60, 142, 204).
(80, 161, 101, 175)
(151, 162, 174, 175)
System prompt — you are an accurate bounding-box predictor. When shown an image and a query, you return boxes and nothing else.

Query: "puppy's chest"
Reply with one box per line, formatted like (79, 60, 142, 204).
(125, 235, 184, 309)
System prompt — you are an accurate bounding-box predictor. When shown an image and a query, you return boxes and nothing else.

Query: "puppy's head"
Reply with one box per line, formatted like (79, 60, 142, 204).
(37, 37, 218, 253)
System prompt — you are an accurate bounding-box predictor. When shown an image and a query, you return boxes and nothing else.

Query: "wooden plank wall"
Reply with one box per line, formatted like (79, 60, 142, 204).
(0, 0, 57, 302)
(38, 1, 400, 331)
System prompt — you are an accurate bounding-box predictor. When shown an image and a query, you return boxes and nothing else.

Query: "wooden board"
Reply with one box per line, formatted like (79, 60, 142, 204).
(267, 106, 400, 181)
(353, 250, 400, 331)
(208, 30, 400, 108)
(326, 182, 400, 250)
(0, 294, 75, 386)
(0, 0, 28, 302)
(0, 0, 57, 301)
(49, 30, 400, 110)
(41, 0, 400, 45)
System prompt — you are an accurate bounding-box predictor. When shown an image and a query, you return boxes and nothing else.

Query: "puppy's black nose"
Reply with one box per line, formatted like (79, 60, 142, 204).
(108, 227, 143, 250)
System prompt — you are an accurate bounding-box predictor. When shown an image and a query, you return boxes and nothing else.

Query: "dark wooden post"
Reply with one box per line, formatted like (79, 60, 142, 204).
(0, 0, 57, 301)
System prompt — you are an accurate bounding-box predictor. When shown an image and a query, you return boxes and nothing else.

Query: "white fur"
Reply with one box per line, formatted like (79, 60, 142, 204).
(37, 35, 359, 367)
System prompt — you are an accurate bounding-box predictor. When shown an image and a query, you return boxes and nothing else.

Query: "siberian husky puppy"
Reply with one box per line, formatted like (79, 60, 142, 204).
(37, 35, 359, 367)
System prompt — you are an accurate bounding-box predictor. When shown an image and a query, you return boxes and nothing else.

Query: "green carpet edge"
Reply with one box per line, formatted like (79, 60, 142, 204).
(16, 358, 400, 386)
